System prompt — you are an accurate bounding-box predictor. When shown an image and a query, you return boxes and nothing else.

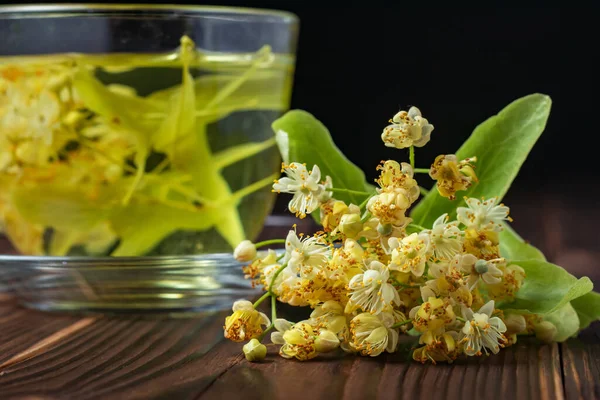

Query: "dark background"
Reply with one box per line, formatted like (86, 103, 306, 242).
(2, 2, 590, 196)
(3, 2, 582, 189)
(205, 1, 573, 190)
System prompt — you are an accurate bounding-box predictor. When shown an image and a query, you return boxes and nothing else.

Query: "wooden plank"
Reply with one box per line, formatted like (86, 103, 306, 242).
(0, 308, 240, 400)
(0, 305, 83, 365)
(197, 336, 564, 400)
(561, 323, 600, 400)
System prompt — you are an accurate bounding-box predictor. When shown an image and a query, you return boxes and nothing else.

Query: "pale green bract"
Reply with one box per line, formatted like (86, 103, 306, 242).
(544, 303, 581, 342)
(571, 292, 600, 330)
(499, 260, 593, 315)
(410, 94, 552, 228)
(499, 224, 546, 261)
(272, 110, 375, 208)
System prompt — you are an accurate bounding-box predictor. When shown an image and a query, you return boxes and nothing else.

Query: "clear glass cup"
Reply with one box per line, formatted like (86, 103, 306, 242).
(0, 4, 298, 257)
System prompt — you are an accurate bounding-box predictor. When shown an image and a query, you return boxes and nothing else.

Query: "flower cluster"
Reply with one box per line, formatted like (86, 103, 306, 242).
(224, 106, 548, 363)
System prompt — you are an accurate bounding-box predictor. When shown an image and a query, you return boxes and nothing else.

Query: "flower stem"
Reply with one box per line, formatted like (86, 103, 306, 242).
(393, 281, 421, 289)
(268, 263, 288, 294)
(327, 188, 372, 197)
(360, 211, 372, 223)
(413, 168, 430, 174)
(419, 186, 430, 196)
(255, 238, 286, 249)
(456, 316, 467, 322)
(253, 291, 271, 308)
(408, 223, 428, 231)
(409, 146, 415, 169)
(391, 319, 413, 329)
(258, 295, 277, 341)
(358, 194, 374, 209)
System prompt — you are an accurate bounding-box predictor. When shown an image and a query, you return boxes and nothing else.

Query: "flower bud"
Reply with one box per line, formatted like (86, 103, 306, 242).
(504, 314, 526, 334)
(377, 222, 393, 236)
(243, 338, 267, 362)
(315, 330, 340, 353)
(339, 213, 362, 238)
(534, 321, 557, 343)
(234, 240, 257, 262)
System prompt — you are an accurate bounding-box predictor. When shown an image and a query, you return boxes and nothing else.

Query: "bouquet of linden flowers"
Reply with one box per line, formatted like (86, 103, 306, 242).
(223, 94, 600, 363)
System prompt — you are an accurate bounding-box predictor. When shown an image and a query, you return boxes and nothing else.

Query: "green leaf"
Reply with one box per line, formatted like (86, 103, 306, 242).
(272, 110, 375, 206)
(499, 223, 546, 261)
(410, 93, 552, 228)
(544, 303, 581, 342)
(500, 259, 593, 315)
(570, 291, 600, 330)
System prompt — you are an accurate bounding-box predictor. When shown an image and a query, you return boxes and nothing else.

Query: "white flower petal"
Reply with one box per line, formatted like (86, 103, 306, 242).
(232, 299, 254, 312)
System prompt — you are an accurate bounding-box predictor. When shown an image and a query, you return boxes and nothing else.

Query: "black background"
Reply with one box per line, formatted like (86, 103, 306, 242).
(3, 2, 592, 193)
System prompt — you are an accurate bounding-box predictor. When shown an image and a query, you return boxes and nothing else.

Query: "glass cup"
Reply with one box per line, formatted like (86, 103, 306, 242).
(0, 4, 298, 257)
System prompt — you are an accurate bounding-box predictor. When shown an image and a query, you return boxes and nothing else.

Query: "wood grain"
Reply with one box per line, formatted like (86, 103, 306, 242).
(561, 323, 600, 400)
(0, 190, 598, 399)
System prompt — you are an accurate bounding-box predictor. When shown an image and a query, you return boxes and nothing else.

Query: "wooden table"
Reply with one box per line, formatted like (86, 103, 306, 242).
(0, 189, 599, 399)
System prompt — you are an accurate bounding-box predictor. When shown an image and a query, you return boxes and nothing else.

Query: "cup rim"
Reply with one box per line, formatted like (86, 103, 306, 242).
(0, 3, 299, 23)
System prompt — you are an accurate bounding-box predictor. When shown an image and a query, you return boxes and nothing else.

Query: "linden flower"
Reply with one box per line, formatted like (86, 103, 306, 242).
(283, 229, 331, 278)
(272, 162, 331, 218)
(329, 238, 364, 278)
(376, 161, 419, 200)
(457, 197, 511, 232)
(271, 319, 319, 361)
(424, 213, 464, 261)
(347, 260, 401, 314)
(224, 300, 270, 342)
(349, 312, 399, 357)
(233, 240, 257, 262)
(310, 301, 348, 337)
(410, 297, 456, 339)
(456, 254, 503, 290)
(413, 331, 459, 364)
(242, 249, 278, 280)
(420, 261, 473, 307)
(429, 155, 478, 200)
(319, 199, 361, 235)
(388, 232, 432, 277)
(360, 216, 410, 254)
(366, 191, 412, 226)
(381, 106, 434, 149)
(262, 263, 304, 306)
(367, 161, 419, 226)
(463, 228, 501, 260)
(460, 300, 507, 356)
(486, 263, 526, 301)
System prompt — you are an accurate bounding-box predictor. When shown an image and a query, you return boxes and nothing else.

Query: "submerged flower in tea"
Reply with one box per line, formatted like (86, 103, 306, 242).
(0, 35, 292, 256)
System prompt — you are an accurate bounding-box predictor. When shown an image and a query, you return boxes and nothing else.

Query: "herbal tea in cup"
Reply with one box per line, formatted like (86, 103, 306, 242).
(0, 6, 297, 256)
